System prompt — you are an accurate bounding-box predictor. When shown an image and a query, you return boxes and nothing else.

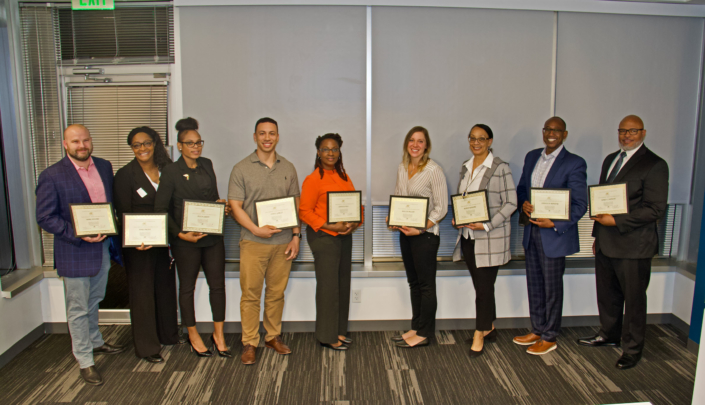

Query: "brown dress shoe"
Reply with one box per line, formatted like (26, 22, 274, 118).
(265, 336, 292, 355)
(513, 332, 541, 346)
(241, 344, 256, 365)
(527, 340, 557, 355)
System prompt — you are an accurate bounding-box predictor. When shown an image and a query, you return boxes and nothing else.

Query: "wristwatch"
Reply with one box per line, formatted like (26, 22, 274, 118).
(293, 232, 302, 239)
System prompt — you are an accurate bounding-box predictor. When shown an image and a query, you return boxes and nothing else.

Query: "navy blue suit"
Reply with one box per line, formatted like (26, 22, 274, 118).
(36, 155, 122, 277)
(517, 147, 587, 342)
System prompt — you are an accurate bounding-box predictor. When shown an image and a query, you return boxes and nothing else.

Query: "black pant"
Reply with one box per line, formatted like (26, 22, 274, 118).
(399, 232, 440, 338)
(123, 247, 179, 357)
(595, 250, 651, 355)
(307, 227, 352, 344)
(171, 240, 226, 327)
(461, 236, 499, 331)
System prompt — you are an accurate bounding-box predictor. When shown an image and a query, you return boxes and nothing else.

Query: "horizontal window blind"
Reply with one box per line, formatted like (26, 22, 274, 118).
(66, 85, 169, 173)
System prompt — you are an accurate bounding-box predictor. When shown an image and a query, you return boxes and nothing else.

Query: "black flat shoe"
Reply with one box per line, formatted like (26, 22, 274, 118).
(577, 335, 620, 347)
(80, 366, 103, 386)
(616, 353, 642, 370)
(93, 343, 127, 355)
(143, 354, 164, 363)
(395, 338, 429, 348)
(188, 339, 213, 357)
(210, 335, 233, 358)
(339, 337, 353, 345)
(390, 335, 404, 342)
(320, 342, 348, 351)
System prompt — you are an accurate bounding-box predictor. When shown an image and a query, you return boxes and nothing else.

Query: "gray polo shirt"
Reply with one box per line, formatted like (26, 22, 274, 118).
(228, 151, 300, 245)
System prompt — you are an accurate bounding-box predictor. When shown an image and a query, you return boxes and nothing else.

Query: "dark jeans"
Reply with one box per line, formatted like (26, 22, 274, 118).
(307, 227, 353, 344)
(171, 240, 226, 327)
(461, 236, 499, 331)
(399, 232, 440, 338)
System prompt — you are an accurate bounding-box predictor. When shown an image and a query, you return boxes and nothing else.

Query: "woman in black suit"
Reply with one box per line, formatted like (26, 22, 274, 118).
(154, 117, 231, 358)
(114, 126, 179, 363)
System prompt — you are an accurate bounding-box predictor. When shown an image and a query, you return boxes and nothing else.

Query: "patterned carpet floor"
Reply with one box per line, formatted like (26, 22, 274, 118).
(0, 324, 696, 405)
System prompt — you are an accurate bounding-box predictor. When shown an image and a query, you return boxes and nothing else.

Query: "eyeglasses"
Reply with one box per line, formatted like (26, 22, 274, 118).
(618, 128, 643, 135)
(542, 128, 565, 135)
(180, 140, 204, 148)
(319, 148, 340, 154)
(468, 137, 489, 144)
(130, 141, 154, 150)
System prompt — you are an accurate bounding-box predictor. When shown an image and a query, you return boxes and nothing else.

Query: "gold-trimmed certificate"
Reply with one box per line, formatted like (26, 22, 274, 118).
(589, 183, 629, 217)
(69, 203, 118, 237)
(181, 199, 226, 235)
(387, 195, 429, 229)
(451, 190, 490, 226)
(530, 188, 571, 221)
(122, 213, 168, 248)
(254, 196, 299, 229)
(327, 191, 362, 224)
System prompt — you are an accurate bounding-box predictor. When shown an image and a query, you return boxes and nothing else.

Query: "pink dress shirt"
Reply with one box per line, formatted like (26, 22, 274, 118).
(70, 157, 107, 203)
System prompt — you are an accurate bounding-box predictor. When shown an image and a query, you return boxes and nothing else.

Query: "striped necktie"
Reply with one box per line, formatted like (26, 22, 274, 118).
(606, 151, 627, 183)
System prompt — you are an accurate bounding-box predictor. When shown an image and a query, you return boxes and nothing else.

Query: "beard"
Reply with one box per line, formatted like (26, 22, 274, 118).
(68, 148, 92, 162)
(620, 140, 643, 152)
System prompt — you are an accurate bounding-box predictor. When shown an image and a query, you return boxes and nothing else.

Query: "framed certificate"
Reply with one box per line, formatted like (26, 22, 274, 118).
(69, 203, 118, 237)
(254, 196, 299, 229)
(589, 183, 629, 217)
(530, 188, 571, 221)
(387, 195, 429, 229)
(122, 213, 168, 248)
(181, 200, 226, 235)
(327, 191, 362, 224)
(451, 190, 490, 226)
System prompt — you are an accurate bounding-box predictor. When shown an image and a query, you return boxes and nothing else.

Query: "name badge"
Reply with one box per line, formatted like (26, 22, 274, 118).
(136, 188, 147, 198)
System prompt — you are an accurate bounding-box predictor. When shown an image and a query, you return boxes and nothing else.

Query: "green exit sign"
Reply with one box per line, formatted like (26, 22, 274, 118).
(71, 0, 115, 10)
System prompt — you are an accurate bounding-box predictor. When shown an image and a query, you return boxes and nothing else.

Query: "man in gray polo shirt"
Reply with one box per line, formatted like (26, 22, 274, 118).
(228, 117, 301, 365)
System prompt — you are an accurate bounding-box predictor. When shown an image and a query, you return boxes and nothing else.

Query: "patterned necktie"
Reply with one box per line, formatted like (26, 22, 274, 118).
(606, 151, 627, 183)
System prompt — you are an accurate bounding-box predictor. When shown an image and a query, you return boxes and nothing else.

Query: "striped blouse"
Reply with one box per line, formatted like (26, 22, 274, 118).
(394, 159, 448, 235)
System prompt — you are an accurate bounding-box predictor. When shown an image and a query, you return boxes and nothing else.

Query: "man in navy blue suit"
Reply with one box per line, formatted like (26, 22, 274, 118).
(514, 117, 588, 355)
(36, 124, 125, 386)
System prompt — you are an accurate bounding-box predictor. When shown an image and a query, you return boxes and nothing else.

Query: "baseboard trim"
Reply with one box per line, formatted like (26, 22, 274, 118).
(44, 322, 69, 334)
(0, 324, 45, 369)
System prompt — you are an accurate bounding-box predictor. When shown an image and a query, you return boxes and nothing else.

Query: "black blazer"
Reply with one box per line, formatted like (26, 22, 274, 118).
(114, 159, 161, 221)
(154, 156, 222, 247)
(592, 145, 669, 259)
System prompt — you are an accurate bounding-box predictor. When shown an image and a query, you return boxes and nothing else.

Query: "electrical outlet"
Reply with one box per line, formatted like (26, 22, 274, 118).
(352, 289, 362, 303)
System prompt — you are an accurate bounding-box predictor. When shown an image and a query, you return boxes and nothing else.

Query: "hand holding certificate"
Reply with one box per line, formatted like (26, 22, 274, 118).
(255, 196, 299, 229)
(589, 183, 629, 217)
(70, 203, 118, 237)
(451, 190, 490, 226)
(182, 200, 226, 235)
(327, 191, 362, 224)
(123, 213, 168, 248)
(387, 195, 429, 229)
(530, 188, 571, 221)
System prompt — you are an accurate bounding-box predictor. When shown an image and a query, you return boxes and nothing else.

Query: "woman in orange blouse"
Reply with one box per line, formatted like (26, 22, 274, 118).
(299, 133, 362, 351)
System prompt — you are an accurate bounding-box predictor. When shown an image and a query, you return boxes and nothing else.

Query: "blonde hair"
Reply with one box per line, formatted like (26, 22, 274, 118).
(402, 126, 432, 172)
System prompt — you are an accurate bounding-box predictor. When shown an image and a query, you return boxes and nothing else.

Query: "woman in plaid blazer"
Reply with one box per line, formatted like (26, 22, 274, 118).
(451, 124, 517, 357)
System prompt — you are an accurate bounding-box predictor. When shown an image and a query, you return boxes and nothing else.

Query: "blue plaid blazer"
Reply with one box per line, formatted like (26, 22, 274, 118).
(36, 155, 122, 277)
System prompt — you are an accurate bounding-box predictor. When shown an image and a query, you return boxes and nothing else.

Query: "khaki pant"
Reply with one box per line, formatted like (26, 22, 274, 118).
(239, 239, 292, 346)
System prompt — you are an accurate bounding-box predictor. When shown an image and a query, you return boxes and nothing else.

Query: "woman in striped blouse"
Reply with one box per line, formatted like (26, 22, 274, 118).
(389, 126, 448, 348)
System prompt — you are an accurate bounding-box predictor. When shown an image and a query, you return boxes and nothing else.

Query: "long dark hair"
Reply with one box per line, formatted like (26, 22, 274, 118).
(127, 126, 172, 170)
(314, 133, 347, 181)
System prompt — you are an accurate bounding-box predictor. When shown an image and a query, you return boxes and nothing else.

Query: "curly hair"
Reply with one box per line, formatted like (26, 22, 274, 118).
(127, 126, 173, 170)
(314, 133, 347, 181)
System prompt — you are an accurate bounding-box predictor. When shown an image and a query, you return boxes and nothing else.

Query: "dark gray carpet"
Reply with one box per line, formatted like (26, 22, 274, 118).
(0, 324, 696, 404)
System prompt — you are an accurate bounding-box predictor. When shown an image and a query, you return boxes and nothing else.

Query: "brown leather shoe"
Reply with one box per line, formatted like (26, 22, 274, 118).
(513, 332, 541, 346)
(265, 336, 292, 355)
(241, 344, 256, 365)
(527, 340, 557, 355)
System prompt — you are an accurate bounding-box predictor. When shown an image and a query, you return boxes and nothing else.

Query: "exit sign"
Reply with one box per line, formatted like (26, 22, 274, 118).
(71, 0, 115, 10)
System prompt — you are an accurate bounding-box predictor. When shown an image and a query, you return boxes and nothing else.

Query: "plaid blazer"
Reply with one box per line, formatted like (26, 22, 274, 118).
(452, 157, 517, 267)
(36, 155, 122, 277)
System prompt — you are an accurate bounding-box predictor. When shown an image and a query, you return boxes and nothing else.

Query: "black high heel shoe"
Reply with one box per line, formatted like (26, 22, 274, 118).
(320, 342, 348, 351)
(483, 329, 497, 343)
(188, 339, 213, 357)
(210, 335, 233, 358)
(395, 338, 429, 348)
(468, 344, 484, 358)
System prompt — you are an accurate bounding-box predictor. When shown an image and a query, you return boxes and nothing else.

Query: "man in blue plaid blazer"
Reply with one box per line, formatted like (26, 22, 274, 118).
(36, 124, 125, 386)
(514, 117, 588, 355)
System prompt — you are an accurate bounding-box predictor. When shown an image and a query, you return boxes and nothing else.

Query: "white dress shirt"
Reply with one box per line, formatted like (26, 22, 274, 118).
(607, 143, 643, 179)
(458, 152, 494, 239)
(531, 145, 563, 188)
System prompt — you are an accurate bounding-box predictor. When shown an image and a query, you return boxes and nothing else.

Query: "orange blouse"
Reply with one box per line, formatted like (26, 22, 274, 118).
(299, 168, 364, 236)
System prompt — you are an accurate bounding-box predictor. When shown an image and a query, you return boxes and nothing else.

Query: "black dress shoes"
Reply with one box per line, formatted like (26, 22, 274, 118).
(320, 342, 348, 351)
(395, 338, 429, 348)
(143, 354, 164, 363)
(93, 343, 127, 355)
(616, 353, 642, 370)
(80, 366, 103, 386)
(339, 337, 353, 345)
(390, 335, 404, 342)
(576, 335, 619, 347)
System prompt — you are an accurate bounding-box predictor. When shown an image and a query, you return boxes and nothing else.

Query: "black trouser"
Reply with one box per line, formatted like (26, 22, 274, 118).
(595, 250, 652, 355)
(399, 232, 440, 339)
(307, 227, 353, 344)
(461, 236, 499, 331)
(123, 247, 179, 357)
(171, 240, 226, 327)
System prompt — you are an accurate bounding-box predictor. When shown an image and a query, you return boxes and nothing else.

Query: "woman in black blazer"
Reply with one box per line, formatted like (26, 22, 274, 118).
(154, 117, 232, 358)
(114, 126, 179, 363)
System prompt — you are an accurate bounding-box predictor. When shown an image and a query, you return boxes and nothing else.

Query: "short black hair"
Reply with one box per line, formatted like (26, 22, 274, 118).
(175, 117, 199, 142)
(548, 116, 567, 130)
(254, 117, 278, 133)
